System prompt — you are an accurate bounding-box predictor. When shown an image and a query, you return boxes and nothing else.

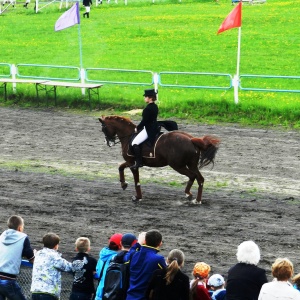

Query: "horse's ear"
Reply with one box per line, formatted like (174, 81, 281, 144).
(99, 117, 103, 124)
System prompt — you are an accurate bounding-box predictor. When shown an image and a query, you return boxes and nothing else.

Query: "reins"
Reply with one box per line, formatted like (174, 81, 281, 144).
(101, 123, 133, 147)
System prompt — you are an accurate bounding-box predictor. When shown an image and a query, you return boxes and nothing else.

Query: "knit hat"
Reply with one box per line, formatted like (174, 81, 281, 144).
(208, 274, 225, 287)
(193, 262, 211, 279)
(108, 233, 123, 250)
(121, 233, 137, 248)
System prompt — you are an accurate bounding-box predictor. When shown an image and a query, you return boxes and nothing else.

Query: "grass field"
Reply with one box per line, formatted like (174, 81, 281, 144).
(0, 0, 299, 128)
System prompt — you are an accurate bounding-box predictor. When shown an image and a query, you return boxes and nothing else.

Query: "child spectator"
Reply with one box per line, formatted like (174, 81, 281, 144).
(293, 273, 300, 292)
(0, 215, 35, 300)
(70, 237, 97, 300)
(94, 233, 123, 300)
(145, 249, 190, 300)
(125, 229, 167, 300)
(190, 262, 211, 300)
(207, 274, 226, 300)
(113, 233, 137, 263)
(31, 232, 73, 300)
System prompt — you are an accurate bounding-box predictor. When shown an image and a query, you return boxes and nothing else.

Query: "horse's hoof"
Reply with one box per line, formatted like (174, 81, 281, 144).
(121, 181, 128, 190)
(132, 196, 142, 203)
(190, 199, 202, 205)
(185, 193, 193, 201)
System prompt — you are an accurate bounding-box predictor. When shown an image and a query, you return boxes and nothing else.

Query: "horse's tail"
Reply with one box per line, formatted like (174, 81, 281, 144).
(191, 135, 220, 169)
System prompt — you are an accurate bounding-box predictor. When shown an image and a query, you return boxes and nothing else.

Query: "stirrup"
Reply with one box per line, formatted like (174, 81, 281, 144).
(130, 162, 143, 170)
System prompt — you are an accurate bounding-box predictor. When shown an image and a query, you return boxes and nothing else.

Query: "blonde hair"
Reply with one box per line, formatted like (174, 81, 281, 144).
(75, 237, 90, 253)
(272, 258, 293, 281)
(165, 249, 185, 285)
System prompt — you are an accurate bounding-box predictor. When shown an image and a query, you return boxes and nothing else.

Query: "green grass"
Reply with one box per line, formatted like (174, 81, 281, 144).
(0, 0, 299, 128)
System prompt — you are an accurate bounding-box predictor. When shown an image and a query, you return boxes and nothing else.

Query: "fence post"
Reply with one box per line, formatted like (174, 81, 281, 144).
(80, 68, 86, 95)
(11, 64, 17, 93)
(233, 74, 239, 104)
(153, 72, 159, 100)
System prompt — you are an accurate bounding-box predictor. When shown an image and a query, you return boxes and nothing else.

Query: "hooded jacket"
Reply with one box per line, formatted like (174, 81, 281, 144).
(0, 229, 34, 278)
(94, 247, 119, 300)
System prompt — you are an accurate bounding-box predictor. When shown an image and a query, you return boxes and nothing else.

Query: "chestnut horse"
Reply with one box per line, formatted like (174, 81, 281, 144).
(99, 115, 220, 204)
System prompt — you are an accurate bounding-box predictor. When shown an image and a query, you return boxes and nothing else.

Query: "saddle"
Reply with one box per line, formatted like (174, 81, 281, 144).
(128, 132, 164, 158)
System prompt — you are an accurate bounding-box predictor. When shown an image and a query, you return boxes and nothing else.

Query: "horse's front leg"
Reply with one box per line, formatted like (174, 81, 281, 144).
(130, 168, 142, 203)
(119, 162, 129, 190)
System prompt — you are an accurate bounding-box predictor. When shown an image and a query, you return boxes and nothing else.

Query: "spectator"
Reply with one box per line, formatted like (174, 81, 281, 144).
(70, 237, 97, 300)
(145, 248, 189, 300)
(94, 233, 123, 300)
(226, 240, 268, 300)
(125, 229, 167, 300)
(207, 274, 226, 300)
(82, 0, 92, 18)
(190, 262, 211, 300)
(113, 233, 137, 264)
(0, 215, 35, 300)
(292, 273, 300, 292)
(258, 257, 300, 300)
(31, 232, 73, 300)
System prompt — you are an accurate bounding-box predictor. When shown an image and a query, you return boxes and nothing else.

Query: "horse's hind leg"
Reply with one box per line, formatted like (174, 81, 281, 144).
(119, 162, 129, 190)
(130, 168, 142, 203)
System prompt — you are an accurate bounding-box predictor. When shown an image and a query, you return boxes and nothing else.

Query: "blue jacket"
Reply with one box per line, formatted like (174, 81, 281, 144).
(126, 244, 166, 300)
(0, 229, 34, 278)
(94, 247, 118, 300)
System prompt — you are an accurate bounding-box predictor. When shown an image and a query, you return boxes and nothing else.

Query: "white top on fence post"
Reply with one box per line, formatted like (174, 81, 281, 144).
(11, 64, 17, 93)
(80, 68, 86, 95)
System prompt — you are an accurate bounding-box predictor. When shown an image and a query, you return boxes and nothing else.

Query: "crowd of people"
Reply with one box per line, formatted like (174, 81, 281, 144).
(1, 215, 300, 300)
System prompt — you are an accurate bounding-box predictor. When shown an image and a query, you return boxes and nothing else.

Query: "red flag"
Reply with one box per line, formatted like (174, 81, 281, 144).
(217, 2, 242, 34)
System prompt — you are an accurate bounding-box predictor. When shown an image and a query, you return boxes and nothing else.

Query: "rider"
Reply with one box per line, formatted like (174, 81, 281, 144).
(130, 89, 159, 170)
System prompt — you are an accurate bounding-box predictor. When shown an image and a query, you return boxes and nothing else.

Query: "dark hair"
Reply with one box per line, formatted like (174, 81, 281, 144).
(145, 229, 162, 248)
(108, 242, 120, 251)
(43, 233, 60, 249)
(7, 215, 24, 230)
(165, 249, 185, 285)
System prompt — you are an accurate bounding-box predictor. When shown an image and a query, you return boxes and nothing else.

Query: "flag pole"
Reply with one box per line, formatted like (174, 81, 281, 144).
(77, 16, 86, 95)
(234, 26, 241, 104)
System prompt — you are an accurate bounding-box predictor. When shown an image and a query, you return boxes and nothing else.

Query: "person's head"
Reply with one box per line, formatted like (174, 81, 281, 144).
(192, 262, 211, 280)
(167, 249, 185, 267)
(43, 233, 60, 250)
(143, 89, 157, 102)
(108, 233, 123, 251)
(75, 237, 90, 253)
(7, 215, 24, 232)
(208, 274, 225, 291)
(292, 273, 300, 288)
(121, 233, 137, 250)
(272, 258, 294, 281)
(236, 240, 260, 265)
(145, 229, 162, 248)
(165, 249, 185, 285)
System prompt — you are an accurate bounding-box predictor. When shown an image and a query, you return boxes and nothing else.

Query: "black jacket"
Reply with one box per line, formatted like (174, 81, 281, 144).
(145, 268, 190, 300)
(226, 262, 268, 300)
(137, 102, 159, 144)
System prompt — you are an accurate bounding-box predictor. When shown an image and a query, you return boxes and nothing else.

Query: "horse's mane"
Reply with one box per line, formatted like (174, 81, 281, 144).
(104, 115, 135, 127)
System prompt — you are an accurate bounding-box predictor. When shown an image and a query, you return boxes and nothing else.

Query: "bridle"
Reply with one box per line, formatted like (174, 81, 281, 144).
(101, 122, 133, 147)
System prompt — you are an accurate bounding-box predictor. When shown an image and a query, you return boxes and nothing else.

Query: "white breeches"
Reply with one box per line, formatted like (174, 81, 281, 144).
(85, 6, 90, 12)
(132, 127, 148, 146)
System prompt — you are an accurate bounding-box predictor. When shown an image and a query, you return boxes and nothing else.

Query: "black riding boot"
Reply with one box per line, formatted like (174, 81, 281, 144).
(130, 145, 143, 169)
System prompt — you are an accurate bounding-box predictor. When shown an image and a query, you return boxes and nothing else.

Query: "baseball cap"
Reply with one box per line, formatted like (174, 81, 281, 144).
(109, 233, 123, 250)
(121, 233, 137, 248)
(208, 274, 225, 287)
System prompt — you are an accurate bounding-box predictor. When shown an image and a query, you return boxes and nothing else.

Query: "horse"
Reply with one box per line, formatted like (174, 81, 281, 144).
(99, 115, 220, 204)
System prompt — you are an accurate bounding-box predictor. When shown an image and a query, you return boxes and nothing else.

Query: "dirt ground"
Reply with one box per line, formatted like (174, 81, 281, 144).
(1, 107, 300, 281)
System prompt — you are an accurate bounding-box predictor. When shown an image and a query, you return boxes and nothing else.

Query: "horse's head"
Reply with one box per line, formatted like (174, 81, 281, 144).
(99, 115, 135, 147)
(99, 116, 117, 147)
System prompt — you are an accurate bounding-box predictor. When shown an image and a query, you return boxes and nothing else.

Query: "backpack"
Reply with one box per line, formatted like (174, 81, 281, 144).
(102, 251, 130, 300)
